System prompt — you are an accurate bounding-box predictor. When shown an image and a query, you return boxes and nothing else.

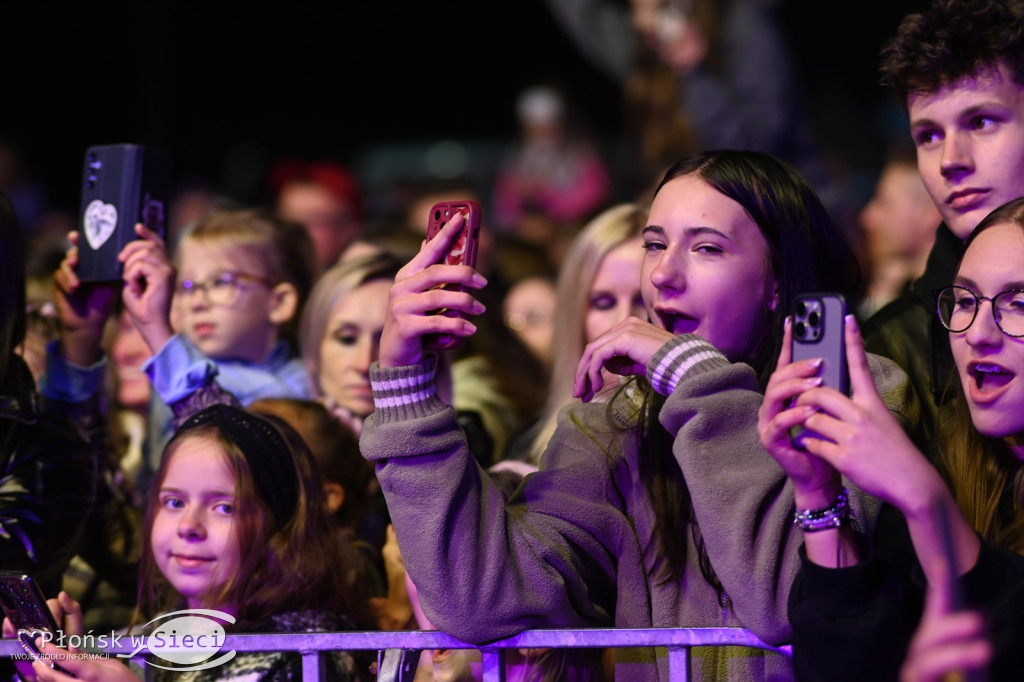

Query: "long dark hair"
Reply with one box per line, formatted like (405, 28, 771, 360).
(637, 150, 861, 590)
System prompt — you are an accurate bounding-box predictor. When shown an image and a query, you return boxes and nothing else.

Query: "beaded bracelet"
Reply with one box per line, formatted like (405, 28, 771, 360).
(793, 488, 850, 532)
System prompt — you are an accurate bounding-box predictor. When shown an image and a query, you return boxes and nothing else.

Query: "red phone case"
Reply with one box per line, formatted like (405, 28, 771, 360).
(423, 200, 482, 351)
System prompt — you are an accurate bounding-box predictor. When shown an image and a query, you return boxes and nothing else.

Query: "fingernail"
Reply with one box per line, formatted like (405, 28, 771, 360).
(472, 273, 487, 286)
(472, 301, 486, 314)
(845, 314, 857, 329)
(805, 377, 823, 387)
(811, 358, 823, 368)
(784, 315, 792, 330)
(464, 322, 477, 333)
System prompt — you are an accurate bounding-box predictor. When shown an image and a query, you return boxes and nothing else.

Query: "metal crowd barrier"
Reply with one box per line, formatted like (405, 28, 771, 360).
(0, 627, 792, 682)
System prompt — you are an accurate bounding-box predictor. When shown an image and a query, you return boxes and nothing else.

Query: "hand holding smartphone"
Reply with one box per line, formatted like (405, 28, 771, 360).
(76, 143, 171, 282)
(789, 293, 849, 451)
(423, 200, 483, 352)
(0, 572, 72, 676)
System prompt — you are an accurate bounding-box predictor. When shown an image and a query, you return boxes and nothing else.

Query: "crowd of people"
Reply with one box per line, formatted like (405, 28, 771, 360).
(2, 1, 1024, 681)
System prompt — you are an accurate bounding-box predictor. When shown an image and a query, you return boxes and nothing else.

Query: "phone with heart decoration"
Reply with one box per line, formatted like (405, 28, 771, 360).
(75, 143, 172, 282)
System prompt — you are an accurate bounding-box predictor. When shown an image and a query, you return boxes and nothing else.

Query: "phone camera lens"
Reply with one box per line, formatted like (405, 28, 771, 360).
(808, 312, 820, 327)
(795, 301, 807, 317)
(433, 210, 442, 221)
(794, 322, 807, 339)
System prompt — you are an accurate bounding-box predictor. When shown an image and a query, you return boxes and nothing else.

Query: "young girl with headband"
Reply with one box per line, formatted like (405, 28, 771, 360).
(23, 403, 373, 682)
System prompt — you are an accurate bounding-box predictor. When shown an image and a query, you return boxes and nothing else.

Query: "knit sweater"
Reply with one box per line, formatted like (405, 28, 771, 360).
(360, 334, 917, 681)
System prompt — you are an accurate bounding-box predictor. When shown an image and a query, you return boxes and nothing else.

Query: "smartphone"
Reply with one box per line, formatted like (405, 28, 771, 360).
(789, 293, 849, 450)
(76, 143, 172, 282)
(423, 200, 483, 351)
(0, 572, 71, 675)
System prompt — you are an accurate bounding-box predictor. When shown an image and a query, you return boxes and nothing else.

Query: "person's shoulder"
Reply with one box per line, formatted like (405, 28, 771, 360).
(865, 351, 911, 389)
(861, 291, 929, 338)
(0, 381, 90, 456)
(860, 292, 932, 358)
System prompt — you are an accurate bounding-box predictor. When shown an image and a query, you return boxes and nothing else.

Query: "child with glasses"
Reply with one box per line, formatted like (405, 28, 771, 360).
(758, 196, 1024, 680)
(45, 207, 317, 492)
(121, 208, 317, 481)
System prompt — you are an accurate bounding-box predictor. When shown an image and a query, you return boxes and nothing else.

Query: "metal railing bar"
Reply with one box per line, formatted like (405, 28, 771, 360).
(0, 626, 789, 682)
(668, 646, 690, 682)
(480, 648, 506, 682)
(0, 627, 791, 657)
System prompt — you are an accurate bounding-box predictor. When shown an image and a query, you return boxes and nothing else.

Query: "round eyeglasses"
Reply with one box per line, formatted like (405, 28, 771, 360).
(935, 285, 1024, 338)
(176, 270, 274, 308)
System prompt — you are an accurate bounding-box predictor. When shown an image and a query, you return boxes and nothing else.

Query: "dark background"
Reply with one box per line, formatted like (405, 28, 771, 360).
(4, 0, 925, 223)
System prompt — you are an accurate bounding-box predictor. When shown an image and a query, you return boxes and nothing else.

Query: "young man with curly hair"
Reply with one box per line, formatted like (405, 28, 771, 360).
(861, 0, 1024, 446)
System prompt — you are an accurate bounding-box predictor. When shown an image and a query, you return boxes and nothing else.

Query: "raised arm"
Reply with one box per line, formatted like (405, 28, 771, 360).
(792, 316, 979, 583)
(361, 216, 626, 643)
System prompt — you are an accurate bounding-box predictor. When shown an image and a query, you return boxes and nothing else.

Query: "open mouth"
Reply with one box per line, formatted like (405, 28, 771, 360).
(970, 362, 1014, 393)
(656, 310, 698, 335)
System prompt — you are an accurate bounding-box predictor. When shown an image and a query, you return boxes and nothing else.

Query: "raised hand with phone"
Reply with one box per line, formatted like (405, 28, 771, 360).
(50, 230, 121, 368)
(117, 222, 177, 355)
(759, 313, 980, 579)
(378, 207, 488, 371)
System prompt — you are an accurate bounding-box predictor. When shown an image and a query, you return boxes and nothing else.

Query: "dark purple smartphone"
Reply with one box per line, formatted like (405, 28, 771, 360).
(76, 143, 171, 282)
(423, 200, 483, 352)
(789, 293, 849, 450)
(0, 572, 72, 675)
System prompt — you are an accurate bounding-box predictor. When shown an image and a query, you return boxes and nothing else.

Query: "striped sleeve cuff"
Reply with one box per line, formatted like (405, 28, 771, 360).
(646, 335, 729, 396)
(369, 355, 438, 412)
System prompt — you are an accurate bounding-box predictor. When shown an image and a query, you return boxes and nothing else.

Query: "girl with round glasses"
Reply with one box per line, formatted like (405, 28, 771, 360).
(759, 196, 1024, 680)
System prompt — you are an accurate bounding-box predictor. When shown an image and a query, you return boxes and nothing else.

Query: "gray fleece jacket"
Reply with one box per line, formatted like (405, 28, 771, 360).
(360, 335, 917, 681)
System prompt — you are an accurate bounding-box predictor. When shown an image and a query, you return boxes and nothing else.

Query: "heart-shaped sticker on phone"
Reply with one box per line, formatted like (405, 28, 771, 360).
(83, 200, 118, 250)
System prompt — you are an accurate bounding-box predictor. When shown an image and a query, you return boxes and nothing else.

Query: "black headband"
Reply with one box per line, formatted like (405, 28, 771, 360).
(176, 404, 300, 527)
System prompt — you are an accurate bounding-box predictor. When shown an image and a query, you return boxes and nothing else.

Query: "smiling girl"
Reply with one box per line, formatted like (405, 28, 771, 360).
(27, 404, 371, 682)
(360, 150, 916, 681)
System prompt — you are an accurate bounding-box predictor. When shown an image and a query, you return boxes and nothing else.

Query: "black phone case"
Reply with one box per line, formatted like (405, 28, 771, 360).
(790, 293, 849, 450)
(76, 143, 172, 282)
(0, 572, 73, 674)
(0, 571, 59, 635)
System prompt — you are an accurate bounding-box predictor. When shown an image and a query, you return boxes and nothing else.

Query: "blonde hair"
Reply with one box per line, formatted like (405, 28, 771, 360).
(527, 203, 646, 463)
(299, 252, 402, 397)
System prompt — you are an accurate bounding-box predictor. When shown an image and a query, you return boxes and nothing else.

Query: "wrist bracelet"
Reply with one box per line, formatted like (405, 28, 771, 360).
(793, 488, 850, 532)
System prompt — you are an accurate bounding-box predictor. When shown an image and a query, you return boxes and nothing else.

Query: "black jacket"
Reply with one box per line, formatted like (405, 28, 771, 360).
(0, 357, 96, 596)
(861, 223, 966, 449)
